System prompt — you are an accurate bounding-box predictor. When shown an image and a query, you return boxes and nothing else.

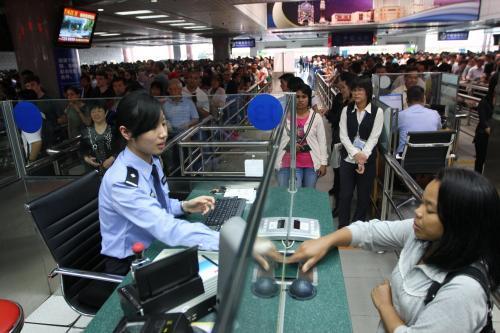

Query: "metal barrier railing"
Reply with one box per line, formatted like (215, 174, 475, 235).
(315, 74, 336, 111)
(216, 79, 271, 127)
(164, 80, 274, 177)
(379, 153, 423, 220)
(178, 125, 272, 176)
(0, 81, 273, 181)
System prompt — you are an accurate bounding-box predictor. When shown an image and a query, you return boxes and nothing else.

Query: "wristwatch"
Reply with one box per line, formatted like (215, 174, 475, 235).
(180, 201, 190, 214)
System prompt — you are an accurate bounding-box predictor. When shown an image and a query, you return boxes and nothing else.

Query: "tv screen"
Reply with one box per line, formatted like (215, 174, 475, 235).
(57, 7, 97, 48)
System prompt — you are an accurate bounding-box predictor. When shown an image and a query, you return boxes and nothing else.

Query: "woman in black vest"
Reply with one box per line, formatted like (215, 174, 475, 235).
(326, 72, 356, 217)
(338, 79, 384, 228)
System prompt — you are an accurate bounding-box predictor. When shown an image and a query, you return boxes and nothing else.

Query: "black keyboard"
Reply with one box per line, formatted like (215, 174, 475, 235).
(204, 197, 246, 230)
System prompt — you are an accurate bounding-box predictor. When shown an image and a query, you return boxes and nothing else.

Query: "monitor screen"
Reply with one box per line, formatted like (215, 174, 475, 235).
(380, 93, 403, 112)
(56, 7, 97, 48)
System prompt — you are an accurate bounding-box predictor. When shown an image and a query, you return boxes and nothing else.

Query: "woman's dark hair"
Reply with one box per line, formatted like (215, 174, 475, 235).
(295, 83, 312, 107)
(288, 77, 304, 92)
(149, 81, 164, 95)
(64, 85, 80, 96)
(337, 72, 356, 90)
(425, 168, 500, 288)
(114, 91, 163, 151)
(351, 78, 373, 101)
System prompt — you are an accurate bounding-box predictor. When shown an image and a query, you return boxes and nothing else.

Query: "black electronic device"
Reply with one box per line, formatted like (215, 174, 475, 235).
(134, 247, 200, 302)
(203, 197, 246, 231)
(251, 277, 279, 298)
(287, 278, 317, 301)
(118, 247, 205, 317)
(113, 313, 193, 333)
(56, 7, 98, 48)
(275, 262, 300, 281)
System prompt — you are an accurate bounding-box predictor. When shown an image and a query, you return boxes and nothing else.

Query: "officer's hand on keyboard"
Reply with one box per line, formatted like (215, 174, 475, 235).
(182, 196, 215, 215)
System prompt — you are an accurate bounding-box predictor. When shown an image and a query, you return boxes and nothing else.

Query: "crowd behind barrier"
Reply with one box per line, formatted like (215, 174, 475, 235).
(0, 57, 274, 176)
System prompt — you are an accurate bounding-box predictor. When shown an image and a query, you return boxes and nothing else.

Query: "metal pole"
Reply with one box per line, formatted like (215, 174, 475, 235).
(288, 92, 297, 193)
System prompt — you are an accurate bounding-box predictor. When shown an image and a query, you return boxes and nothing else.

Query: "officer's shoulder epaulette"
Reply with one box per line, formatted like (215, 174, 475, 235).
(124, 166, 139, 187)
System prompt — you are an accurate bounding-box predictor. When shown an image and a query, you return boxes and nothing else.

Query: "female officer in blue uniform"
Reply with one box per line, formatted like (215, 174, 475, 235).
(99, 91, 218, 275)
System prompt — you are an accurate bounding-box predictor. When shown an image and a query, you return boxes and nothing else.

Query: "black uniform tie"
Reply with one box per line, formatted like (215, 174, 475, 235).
(151, 164, 168, 210)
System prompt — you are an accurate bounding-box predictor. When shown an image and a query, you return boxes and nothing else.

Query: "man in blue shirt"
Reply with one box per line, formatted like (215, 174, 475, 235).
(162, 79, 199, 135)
(396, 86, 442, 154)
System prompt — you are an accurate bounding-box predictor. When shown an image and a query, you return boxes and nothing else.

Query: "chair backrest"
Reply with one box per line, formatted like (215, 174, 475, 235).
(25, 171, 108, 314)
(401, 130, 455, 174)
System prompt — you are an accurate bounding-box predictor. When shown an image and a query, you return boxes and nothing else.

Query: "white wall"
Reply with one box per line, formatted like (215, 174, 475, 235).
(77, 47, 124, 65)
(0, 52, 18, 70)
(480, 0, 500, 21)
(424, 30, 490, 53)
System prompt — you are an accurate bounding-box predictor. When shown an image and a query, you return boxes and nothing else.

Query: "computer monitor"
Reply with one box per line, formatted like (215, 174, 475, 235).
(379, 93, 404, 112)
(429, 104, 446, 117)
(217, 216, 246, 307)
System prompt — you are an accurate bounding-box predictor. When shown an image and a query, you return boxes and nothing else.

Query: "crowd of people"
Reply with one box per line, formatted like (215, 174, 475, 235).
(276, 50, 500, 227)
(1, 50, 499, 333)
(0, 57, 274, 169)
(299, 51, 500, 86)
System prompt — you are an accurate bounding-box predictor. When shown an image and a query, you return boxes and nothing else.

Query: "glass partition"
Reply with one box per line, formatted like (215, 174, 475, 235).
(0, 102, 19, 186)
(0, 84, 276, 179)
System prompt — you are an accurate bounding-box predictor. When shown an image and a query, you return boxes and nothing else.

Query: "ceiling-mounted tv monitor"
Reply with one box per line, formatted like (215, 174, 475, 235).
(56, 7, 97, 48)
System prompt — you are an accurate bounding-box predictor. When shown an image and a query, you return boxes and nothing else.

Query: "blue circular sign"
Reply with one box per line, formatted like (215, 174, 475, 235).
(13, 102, 43, 133)
(247, 94, 283, 131)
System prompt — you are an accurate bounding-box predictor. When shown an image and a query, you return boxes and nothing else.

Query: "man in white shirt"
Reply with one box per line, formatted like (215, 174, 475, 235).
(466, 58, 484, 81)
(182, 70, 210, 118)
(392, 68, 422, 109)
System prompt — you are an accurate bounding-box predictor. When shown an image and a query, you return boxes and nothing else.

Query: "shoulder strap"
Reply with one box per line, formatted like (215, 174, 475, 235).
(424, 266, 494, 333)
(125, 166, 139, 187)
(299, 111, 316, 144)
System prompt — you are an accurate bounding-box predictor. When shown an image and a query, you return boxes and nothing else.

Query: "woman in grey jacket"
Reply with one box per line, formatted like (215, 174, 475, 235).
(288, 168, 500, 333)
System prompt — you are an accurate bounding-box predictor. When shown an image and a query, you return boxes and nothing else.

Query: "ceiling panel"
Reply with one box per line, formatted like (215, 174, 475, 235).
(74, 0, 266, 46)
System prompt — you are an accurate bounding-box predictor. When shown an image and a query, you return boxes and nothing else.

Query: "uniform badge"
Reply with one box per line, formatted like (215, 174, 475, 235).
(125, 166, 139, 187)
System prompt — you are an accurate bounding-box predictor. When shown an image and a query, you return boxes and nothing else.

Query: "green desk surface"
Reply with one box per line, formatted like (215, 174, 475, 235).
(85, 187, 351, 333)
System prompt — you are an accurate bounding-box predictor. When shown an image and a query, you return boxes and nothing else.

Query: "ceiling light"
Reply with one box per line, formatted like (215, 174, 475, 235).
(192, 27, 213, 30)
(169, 22, 196, 26)
(157, 20, 185, 23)
(136, 15, 168, 19)
(100, 33, 121, 37)
(98, 8, 104, 12)
(115, 10, 153, 15)
(94, 32, 107, 35)
(184, 26, 207, 29)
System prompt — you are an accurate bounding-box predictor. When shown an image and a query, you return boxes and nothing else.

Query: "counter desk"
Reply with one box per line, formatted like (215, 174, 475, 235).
(84, 187, 352, 333)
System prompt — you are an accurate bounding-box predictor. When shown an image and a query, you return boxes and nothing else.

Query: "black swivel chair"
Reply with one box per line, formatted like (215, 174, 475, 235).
(400, 130, 455, 174)
(396, 130, 455, 209)
(25, 171, 124, 315)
